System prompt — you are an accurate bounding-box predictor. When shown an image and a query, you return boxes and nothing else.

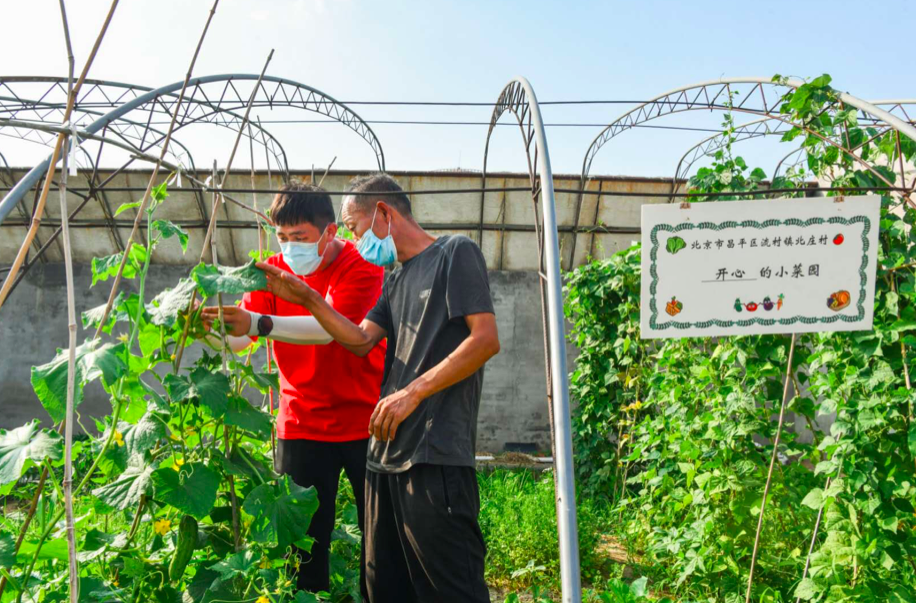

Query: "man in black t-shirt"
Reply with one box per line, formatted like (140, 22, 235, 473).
(258, 173, 500, 603)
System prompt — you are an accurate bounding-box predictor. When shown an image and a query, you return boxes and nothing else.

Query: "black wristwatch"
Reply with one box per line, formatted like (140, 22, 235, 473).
(257, 315, 274, 337)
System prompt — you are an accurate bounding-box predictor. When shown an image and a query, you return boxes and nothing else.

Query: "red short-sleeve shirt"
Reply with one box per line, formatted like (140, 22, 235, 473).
(242, 240, 386, 441)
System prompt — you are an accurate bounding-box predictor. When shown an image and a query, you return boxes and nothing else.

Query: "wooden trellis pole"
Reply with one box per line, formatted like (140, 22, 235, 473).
(746, 333, 797, 603)
(172, 48, 275, 372)
(92, 0, 221, 337)
(0, 0, 119, 311)
(56, 0, 80, 600)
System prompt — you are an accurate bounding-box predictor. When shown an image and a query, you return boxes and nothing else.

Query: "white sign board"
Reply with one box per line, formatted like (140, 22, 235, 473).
(640, 196, 880, 339)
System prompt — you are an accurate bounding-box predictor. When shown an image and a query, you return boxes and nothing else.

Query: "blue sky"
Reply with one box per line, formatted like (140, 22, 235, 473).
(1, 0, 913, 178)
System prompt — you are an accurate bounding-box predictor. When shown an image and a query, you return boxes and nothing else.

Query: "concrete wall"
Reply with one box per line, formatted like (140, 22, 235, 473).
(0, 263, 560, 453)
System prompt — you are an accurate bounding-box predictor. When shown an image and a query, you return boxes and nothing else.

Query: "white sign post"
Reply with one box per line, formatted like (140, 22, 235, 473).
(640, 196, 881, 340)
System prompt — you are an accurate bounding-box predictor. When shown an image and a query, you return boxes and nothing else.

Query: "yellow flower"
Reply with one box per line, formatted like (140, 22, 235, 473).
(170, 353, 176, 360)
(153, 519, 171, 536)
(257, 597, 270, 603)
(169, 432, 180, 441)
(112, 578, 119, 587)
(113, 430, 125, 447)
(116, 333, 129, 343)
(259, 559, 270, 569)
(171, 458, 185, 472)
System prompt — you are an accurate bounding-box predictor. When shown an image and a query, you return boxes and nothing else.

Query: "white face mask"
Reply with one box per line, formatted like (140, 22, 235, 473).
(279, 228, 328, 275)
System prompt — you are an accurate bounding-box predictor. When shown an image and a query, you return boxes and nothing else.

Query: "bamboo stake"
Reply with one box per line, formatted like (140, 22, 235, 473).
(172, 49, 275, 373)
(746, 333, 797, 603)
(0, 0, 119, 312)
(57, 2, 80, 600)
(93, 0, 221, 338)
(317, 156, 337, 188)
(255, 117, 276, 459)
(795, 476, 831, 603)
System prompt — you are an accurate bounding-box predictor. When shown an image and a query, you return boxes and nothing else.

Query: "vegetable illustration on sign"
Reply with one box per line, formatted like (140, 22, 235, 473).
(666, 236, 687, 255)
(763, 296, 774, 311)
(745, 301, 758, 312)
(827, 290, 851, 311)
(734, 298, 743, 312)
(833, 233, 844, 245)
(665, 296, 683, 316)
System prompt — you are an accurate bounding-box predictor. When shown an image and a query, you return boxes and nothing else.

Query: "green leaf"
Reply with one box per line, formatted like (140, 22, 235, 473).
(0, 533, 17, 568)
(629, 576, 648, 598)
(0, 421, 63, 485)
(90, 244, 148, 287)
(191, 260, 267, 297)
(91, 462, 154, 511)
(151, 181, 169, 203)
(152, 219, 188, 253)
(801, 488, 825, 510)
(223, 447, 277, 484)
(151, 462, 220, 520)
(188, 368, 231, 417)
(295, 592, 321, 603)
(147, 277, 198, 328)
(880, 515, 899, 533)
(210, 549, 258, 581)
(810, 74, 832, 88)
(242, 475, 318, 549)
(163, 373, 192, 403)
(225, 395, 273, 437)
(30, 339, 128, 423)
(794, 578, 818, 601)
(113, 200, 141, 217)
(120, 411, 167, 457)
(891, 585, 916, 603)
(235, 363, 280, 394)
(16, 538, 69, 564)
(81, 291, 125, 332)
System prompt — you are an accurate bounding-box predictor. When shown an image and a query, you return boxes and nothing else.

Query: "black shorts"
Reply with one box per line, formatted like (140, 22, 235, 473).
(364, 463, 488, 603)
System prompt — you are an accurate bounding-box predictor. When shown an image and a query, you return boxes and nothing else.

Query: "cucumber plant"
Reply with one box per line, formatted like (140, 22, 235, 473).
(0, 182, 321, 603)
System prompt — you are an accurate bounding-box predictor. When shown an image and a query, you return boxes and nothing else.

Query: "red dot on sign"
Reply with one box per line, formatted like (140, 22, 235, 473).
(833, 234, 844, 245)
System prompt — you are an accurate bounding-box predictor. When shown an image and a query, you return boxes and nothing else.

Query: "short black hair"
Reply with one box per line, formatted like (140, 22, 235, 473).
(345, 173, 412, 217)
(269, 179, 335, 230)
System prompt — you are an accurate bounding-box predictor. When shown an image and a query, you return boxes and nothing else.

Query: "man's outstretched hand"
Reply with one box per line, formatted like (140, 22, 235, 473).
(201, 306, 252, 337)
(256, 262, 315, 306)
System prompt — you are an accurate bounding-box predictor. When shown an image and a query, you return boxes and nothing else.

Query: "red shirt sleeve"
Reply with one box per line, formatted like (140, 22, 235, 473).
(325, 259, 384, 325)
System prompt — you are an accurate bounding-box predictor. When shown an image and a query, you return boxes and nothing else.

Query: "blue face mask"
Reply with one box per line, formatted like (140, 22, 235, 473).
(279, 228, 328, 276)
(357, 207, 397, 267)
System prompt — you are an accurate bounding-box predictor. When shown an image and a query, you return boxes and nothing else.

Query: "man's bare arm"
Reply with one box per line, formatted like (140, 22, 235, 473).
(257, 261, 386, 356)
(369, 312, 500, 441)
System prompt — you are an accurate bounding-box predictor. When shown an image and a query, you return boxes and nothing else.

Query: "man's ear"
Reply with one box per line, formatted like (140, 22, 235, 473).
(376, 201, 394, 223)
(326, 222, 339, 238)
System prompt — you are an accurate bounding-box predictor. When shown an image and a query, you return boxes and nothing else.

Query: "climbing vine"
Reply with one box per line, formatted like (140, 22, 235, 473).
(565, 75, 916, 601)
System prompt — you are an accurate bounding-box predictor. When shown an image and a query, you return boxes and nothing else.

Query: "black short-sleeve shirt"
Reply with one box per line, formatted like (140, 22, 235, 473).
(365, 235, 495, 473)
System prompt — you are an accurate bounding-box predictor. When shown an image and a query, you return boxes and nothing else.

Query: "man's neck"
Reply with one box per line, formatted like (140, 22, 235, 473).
(396, 222, 437, 263)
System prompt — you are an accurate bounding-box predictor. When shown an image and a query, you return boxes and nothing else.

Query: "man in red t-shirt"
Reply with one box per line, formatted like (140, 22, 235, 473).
(200, 181, 385, 597)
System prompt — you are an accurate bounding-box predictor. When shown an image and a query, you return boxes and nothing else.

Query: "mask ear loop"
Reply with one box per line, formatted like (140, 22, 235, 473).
(316, 224, 330, 260)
